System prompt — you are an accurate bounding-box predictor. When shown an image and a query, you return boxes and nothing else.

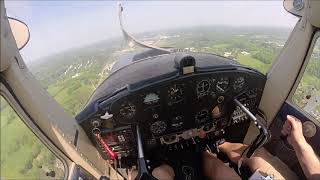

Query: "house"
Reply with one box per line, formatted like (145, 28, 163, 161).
(241, 51, 250, 55)
(224, 52, 231, 57)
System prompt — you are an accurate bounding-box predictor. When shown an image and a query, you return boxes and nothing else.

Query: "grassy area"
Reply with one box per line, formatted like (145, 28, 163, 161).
(237, 54, 270, 74)
(0, 97, 64, 179)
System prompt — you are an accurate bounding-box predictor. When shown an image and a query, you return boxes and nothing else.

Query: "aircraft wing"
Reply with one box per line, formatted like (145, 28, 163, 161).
(118, 3, 171, 53)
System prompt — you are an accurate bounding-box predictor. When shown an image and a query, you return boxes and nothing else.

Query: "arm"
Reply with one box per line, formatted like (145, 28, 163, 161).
(281, 115, 320, 180)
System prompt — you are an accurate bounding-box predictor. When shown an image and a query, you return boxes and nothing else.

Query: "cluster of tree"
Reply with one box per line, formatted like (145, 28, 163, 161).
(252, 47, 278, 64)
(1, 99, 62, 179)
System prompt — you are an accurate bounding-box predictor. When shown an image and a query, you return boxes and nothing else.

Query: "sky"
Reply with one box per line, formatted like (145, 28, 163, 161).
(5, 1, 298, 63)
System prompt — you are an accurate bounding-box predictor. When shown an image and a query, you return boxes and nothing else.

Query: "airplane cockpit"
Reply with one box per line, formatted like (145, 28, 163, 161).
(1, 0, 320, 180)
(76, 50, 268, 179)
(71, 4, 271, 179)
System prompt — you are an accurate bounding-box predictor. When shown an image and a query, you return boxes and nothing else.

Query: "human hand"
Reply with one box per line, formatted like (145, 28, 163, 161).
(281, 115, 306, 148)
(218, 142, 248, 164)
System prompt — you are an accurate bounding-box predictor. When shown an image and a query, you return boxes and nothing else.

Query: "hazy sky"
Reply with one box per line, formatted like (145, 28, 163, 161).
(5, 1, 298, 63)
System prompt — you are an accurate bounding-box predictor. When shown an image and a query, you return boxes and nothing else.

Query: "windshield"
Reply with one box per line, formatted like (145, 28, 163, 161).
(5, 1, 298, 116)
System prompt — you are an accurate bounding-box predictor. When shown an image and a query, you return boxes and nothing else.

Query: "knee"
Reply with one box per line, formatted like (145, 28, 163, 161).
(152, 164, 175, 180)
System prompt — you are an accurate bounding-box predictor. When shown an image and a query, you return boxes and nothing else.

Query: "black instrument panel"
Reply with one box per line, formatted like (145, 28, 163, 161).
(107, 70, 264, 137)
(76, 52, 267, 165)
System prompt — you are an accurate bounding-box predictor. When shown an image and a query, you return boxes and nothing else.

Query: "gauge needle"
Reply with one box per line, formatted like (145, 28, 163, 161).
(217, 85, 224, 92)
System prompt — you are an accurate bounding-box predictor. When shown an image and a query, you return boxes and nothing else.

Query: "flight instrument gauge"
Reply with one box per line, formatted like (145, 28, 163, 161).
(150, 121, 167, 135)
(197, 80, 211, 98)
(119, 102, 136, 119)
(216, 77, 229, 93)
(143, 93, 160, 105)
(233, 77, 245, 91)
(168, 84, 184, 105)
(195, 109, 209, 124)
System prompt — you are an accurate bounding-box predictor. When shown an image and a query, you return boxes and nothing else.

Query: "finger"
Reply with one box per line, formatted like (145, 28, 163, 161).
(286, 115, 297, 129)
(281, 128, 290, 136)
(285, 124, 291, 132)
(281, 129, 287, 135)
(283, 120, 291, 131)
(282, 120, 289, 128)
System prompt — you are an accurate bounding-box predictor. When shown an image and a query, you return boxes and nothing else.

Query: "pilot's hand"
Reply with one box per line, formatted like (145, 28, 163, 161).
(281, 115, 306, 148)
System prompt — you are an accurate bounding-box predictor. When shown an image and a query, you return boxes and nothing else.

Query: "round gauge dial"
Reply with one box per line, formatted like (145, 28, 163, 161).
(171, 115, 184, 129)
(195, 109, 209, 124)
(143, 93, 160, 105)
(216, 77, 229, 93)
(233, 77, 245, 91)
(168, 84, 184, 104)
(150, 121, 167, 135)
(119, 102, 136, 119)
(197, 80, 211, 97)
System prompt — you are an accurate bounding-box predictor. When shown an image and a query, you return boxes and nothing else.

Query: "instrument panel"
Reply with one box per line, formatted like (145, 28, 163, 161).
(76, 53, 266, 166)
(107, 71, 263, 137)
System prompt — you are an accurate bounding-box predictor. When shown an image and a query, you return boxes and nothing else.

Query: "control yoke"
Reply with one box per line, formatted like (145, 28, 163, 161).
(135, 125, 157, 180)
(134, 100, 269, 179)
(234, 99, 269, 173)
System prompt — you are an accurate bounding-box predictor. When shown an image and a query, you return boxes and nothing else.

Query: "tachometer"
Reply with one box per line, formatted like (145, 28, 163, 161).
(216, 77, 229, 93)
(150, 121, 167, 135)
(119, 102, 136, 119)
(168, 84, 184, 105)
(233, 77, 245, 91)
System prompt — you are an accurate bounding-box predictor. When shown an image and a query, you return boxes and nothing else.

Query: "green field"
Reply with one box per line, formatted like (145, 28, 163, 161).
(1, 26, 319, 179)
(0, 97, 64, 179)
(237, 54, 269, 74)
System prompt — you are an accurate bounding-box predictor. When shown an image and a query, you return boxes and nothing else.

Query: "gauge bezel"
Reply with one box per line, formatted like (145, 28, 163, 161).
(150, 120, 167, 135)
(119, 101, 136, 119)
(196, 79, 212, 98)
(233, 76, 246, 92)
(215, 77, 230, 93)
(167, 84, 185, 105)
